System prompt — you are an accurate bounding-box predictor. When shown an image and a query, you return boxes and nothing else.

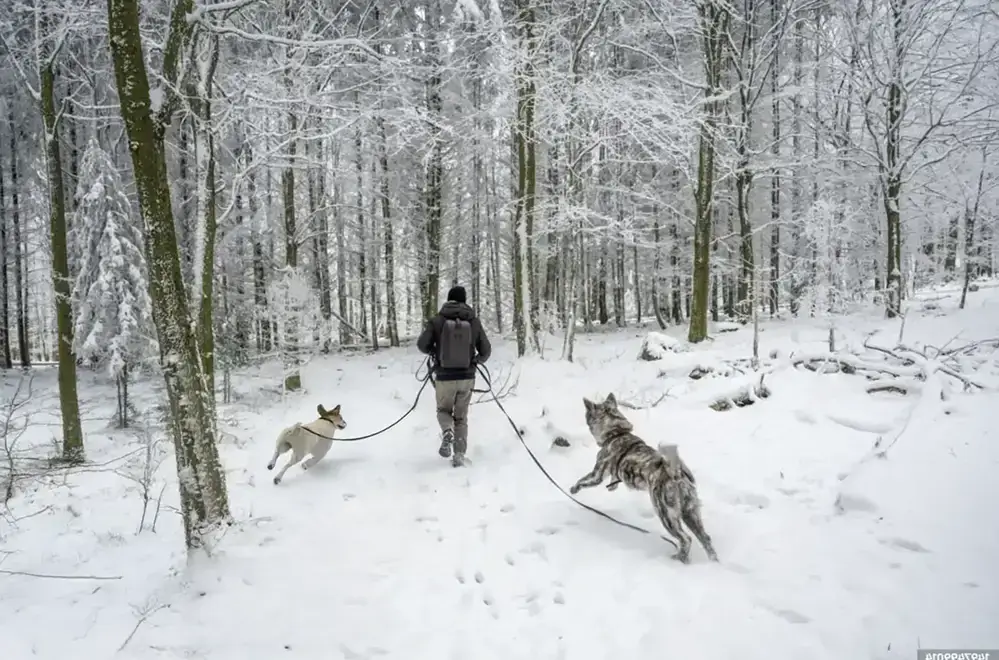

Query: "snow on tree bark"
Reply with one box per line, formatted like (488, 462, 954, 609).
(39, 33, 85, 462)
(689, 0, 729, 343)
(106, 0, 230, 550)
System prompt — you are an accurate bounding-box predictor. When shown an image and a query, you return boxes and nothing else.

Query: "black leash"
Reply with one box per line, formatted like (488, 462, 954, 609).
(423, 357, 491, 394)
(317, 367, 433, 443)
(475, 363, 679, 550)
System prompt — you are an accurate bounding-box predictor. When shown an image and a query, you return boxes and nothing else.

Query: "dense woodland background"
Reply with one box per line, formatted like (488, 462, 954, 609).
(1, 0, 997, 548)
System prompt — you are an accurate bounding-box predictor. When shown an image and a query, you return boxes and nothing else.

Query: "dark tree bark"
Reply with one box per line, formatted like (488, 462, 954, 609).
(106, 0, 230, 550)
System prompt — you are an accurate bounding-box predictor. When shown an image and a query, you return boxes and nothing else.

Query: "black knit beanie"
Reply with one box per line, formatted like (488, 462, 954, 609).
(447, 286, 467, 304)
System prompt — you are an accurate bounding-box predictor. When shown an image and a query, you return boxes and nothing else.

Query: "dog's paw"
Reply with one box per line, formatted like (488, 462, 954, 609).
(569, 484, 581, 495)
(266, 463, 274, 470)
(606, 481, 620, 491)
(273, 476, 281, 485)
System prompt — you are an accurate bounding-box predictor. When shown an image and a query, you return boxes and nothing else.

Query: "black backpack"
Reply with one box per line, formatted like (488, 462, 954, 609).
(438, 318, 473, 369)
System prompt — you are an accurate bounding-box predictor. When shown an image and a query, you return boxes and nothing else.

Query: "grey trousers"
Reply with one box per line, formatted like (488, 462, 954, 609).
(435, 378, 474, 455)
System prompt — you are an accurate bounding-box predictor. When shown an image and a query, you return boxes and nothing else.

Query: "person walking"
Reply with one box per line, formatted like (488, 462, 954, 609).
(417, 286, 492, 467)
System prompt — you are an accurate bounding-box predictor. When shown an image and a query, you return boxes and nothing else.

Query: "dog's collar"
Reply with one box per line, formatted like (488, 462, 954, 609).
(302, 425, 339, 441)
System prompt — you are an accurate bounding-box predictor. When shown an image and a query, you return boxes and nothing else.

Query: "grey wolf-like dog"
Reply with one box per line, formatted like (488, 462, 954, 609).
(569, 393, 719, 563)
(267, 404, 347, 485)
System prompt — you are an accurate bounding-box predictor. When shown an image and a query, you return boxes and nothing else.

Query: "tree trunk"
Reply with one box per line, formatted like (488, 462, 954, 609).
(0, 131, 11, 369)
(335, 146, 350, 345)
(670, 215, 683, 324)
(420, 0, 444, 322)
(193, 36, 221, 396)
(9, 110, 28, 366)
(735, 96, 754, 322)
(689, 0, 728, 343)
(39, 36, 85, 462)
(248, 156, 271, 353)
(107, 0, 230, 551)
(315, 142, 333, 350)
(377, 115, 399, 346)
(789, 19, 804, 315)
(769, 8, 781, 318)
(355, 126, 368, 337)
(512, 0, 540, 356)
(959, 148, 987, 309)
(368, 160, 380, 351)
(282, 110, 301, 391)
(652, 218, 667, 329)
(882, 0, 904, 318)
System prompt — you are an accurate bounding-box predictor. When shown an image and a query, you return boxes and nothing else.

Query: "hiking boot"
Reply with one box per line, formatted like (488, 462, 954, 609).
(451, 452, 465, 468)
(438, 429, 453, 458)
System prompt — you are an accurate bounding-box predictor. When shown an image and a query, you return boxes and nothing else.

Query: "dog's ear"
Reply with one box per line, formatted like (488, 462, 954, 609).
(317, 404, 327, 417)
(331, 404, 341, 416)
(605, 392, 617, 408)
(582, 397, 595, 412)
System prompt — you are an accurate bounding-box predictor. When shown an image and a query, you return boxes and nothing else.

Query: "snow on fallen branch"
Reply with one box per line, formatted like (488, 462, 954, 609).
(790, 333, 995, 394)
(835, 335, 995, 498)
(0, 568, 122, 580)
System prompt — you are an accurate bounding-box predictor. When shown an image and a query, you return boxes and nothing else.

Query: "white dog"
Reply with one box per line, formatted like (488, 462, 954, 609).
(267, 404, 347, 485)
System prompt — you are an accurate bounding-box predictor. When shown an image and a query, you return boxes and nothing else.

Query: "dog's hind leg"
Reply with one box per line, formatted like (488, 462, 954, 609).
(267, 441, 290, 471)
(682, 499, 719, 562)
(273, 447, 305, 485)
(651, 481, 692, 563)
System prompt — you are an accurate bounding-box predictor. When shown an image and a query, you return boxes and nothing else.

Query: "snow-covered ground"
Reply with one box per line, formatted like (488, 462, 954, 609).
(3, 285, 999, 660)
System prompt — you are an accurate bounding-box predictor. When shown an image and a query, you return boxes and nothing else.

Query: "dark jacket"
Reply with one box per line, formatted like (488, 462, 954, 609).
(417, 301, 492, 381)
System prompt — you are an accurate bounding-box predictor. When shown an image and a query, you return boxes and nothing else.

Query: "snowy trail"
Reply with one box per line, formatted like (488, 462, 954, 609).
(3, 287, 999, 659)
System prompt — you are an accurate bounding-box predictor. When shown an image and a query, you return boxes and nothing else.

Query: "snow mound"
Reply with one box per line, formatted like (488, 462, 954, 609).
(638, 331, 687, 361)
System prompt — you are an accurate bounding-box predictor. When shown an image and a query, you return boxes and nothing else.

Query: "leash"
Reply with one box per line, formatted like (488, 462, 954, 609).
(318, 368, 433, 443)
(423, 356, 491, 394)
(315, 356, 462, 443)
(475, 363, 679, 550)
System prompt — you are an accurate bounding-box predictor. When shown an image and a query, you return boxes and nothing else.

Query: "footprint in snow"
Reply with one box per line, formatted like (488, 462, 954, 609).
(731, 492, 770, 509)
(536, 526, 561, 536)
(879, 537, 930, 553)
(520, 541, 548, 561)
(521, 591, 543, 616)
(474, 571, 485, 584)
(761, 604, 811, 624)
(500, 503, 515, 513)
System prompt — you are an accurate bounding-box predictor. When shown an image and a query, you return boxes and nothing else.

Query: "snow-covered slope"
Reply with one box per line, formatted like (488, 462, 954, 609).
(3, 286, 998, 659)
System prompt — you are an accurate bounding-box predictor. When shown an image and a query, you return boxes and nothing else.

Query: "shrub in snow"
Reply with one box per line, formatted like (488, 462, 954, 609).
(71, 139, 156, 426)
(638, 332, 687, 361)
